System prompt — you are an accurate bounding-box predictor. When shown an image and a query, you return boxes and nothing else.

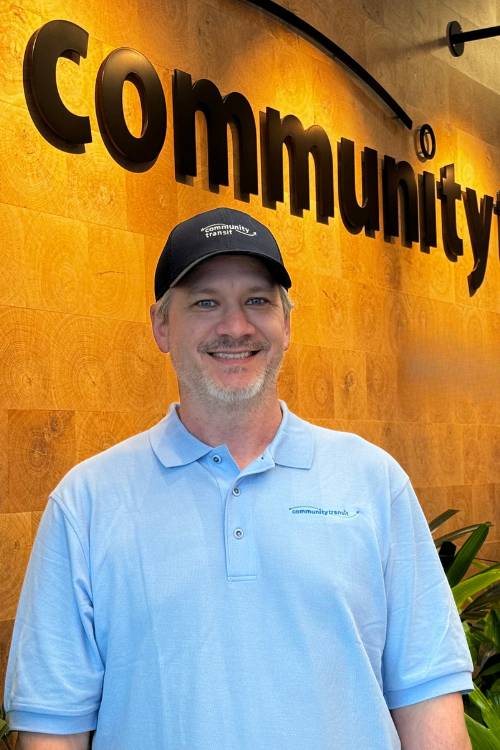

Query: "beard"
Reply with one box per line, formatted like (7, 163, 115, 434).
(170, 337, 286, 407)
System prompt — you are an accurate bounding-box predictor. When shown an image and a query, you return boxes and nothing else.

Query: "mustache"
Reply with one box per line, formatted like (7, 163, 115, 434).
(199, 337, 271, 353)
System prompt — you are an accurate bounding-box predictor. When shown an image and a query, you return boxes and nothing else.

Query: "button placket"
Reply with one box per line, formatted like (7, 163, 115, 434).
(225, 480, 256, 580)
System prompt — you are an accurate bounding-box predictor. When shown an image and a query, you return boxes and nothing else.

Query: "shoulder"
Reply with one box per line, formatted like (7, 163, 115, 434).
(66, 424, 155, 478)
(289, 411, 409, 497)
(50, 419, 165, 515)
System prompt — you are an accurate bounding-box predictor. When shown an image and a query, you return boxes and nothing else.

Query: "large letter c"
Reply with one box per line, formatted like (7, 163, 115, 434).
(24, 19, 92, 145)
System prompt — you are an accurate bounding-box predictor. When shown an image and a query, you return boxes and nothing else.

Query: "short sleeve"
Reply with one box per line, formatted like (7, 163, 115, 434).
(3, 496, 104, 733)
(382, 481, 474, 709)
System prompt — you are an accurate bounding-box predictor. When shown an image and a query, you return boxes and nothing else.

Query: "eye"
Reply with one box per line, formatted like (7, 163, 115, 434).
(246, 297, 269, 305)
(194, 299, 216, 308)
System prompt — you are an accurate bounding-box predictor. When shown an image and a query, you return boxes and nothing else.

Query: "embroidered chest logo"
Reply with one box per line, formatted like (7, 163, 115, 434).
(289, 506, 360, 518)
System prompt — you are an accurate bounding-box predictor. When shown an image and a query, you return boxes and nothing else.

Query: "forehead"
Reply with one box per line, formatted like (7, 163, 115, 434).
(177, 253, 276, 289)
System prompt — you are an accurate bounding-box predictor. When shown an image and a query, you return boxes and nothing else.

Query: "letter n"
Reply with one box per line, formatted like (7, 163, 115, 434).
(172, 69, 258, 196)
(383, 156, 419, 244)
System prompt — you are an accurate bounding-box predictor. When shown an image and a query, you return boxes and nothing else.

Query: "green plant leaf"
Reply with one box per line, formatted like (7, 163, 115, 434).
(448, 525, 491, 589)
(480, 664, 500, 679)
(465, 713, 500, 750)
(462, 585, 500, 621)
(463, 622, 479, 664)
(455, 569, 500, 611)
(434, 523, 493, 548)
(484, 610, 500, 651)
(490, 679, 500, 696)
(429, 508, 460, 532)
(0, 704, 9, 741)
(0, 717, 8, 738)
(469, 685, 500, 735)
(471, 560, 497, 572)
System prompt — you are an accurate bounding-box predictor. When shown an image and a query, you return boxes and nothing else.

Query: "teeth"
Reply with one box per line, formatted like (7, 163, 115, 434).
(211, 351, 254, 359)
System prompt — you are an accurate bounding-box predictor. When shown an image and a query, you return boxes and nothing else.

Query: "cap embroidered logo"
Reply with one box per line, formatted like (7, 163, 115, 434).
(200, 223, 258, 239)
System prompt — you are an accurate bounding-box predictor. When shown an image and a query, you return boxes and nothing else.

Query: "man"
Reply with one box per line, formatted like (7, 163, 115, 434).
(4, 207, 473, 749)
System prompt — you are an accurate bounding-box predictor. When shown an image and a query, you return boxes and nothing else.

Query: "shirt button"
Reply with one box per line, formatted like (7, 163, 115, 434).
(233, 528, 244, 539)
(212, 455, 222, 464)
(232, 486, 241, 496)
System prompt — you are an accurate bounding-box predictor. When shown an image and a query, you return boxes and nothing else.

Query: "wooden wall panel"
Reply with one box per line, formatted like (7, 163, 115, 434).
(0, 4, 42, 109)
(0, 102, 69, 215)
(0, 411, 7, 509)
(0, 0, 499, 703)
(75, 409, 168, 463)
(6, 410, 75, 513)
(0, 513, 31, 621)
(277, 342, 299, 412)
(0, 307, 53, 409)
(0, 616, 15, 743)
(332, 349, 367, 421)
(297, 344, 335, 419)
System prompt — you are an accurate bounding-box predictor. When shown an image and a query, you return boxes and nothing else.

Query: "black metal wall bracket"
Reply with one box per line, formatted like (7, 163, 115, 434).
(447, 20, 500, 57)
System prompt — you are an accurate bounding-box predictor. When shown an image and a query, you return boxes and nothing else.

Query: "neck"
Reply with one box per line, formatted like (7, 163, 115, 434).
(177, 390, 283, 469)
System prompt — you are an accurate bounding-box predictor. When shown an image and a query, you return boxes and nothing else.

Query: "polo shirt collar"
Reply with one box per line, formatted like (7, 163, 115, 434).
(267, 401, 314, 469)
(149, 403, 213, 468)
(149, 400, 313, 470)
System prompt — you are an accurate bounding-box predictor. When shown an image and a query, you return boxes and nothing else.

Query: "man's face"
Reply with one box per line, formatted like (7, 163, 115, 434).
(151, 254, 291, 405)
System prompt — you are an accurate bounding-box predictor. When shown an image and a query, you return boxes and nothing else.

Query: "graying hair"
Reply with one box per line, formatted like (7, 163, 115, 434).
(154, 284, 293, 323)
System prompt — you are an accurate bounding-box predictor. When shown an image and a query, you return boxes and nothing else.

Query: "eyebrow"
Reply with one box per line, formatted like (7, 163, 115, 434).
(185, 284, 275, 295)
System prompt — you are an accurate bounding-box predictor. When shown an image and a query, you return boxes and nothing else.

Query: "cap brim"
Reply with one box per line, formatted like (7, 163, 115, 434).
(170, 249, 292, 289)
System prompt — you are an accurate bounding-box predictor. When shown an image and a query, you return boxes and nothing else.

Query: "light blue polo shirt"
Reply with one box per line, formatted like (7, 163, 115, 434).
(4, 402, 473, 749)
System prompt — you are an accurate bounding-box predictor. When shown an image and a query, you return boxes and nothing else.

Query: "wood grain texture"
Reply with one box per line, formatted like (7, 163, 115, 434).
(0, 411, 7, 510)
(332, 348, 368, 420)
(86, 224, 147, 321)
(0, 101, 69, 215)
(415, 485, 473, 531)
(65, 137, 128, 229)
(49, 315, 166, 411)
(345, 419, 465, 487)
(6, 410, 75, 513)
(31, 510, 43, 541)
(277, 341, 299, 412)
(463, 425, 500, 485)
(471, 483, 498, 532)
(366, 351, 398, 421)
(0, 4, 42, 109)
(75, 409, 167, 463)
(296, 344, 335, 419)
(0, 618, 14, 704)
(0, 512, 31, 620)
(0, 307, 53, 409)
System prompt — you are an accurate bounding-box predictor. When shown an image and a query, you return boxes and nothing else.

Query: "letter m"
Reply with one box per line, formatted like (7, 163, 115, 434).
(264, 107, 334, 221)
(173, 69, 258, 196)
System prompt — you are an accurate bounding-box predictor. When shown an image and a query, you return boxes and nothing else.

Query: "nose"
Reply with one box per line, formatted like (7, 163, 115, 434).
(215, 304, 257, 339)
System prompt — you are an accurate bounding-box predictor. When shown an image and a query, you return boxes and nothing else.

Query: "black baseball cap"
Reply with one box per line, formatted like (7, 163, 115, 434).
(154, 207, 292, 300)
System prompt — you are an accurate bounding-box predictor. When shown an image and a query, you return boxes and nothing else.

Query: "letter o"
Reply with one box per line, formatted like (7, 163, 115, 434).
(417, 123, 436, 160)
(96, 47, 166, 164)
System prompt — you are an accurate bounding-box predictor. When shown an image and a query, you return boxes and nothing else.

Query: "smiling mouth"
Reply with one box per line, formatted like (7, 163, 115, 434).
(208, 351, 260, 360)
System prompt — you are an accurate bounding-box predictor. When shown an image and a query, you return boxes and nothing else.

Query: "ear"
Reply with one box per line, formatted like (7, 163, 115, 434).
(150, 303, 170, 353)
(283, 313, 291, 351)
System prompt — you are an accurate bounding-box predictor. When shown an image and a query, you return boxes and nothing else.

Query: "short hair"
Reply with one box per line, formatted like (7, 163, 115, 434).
(154, 284, 293, 323)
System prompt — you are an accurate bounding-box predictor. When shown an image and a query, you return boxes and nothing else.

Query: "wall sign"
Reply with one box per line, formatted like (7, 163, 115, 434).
(24, 20, 498, 296)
